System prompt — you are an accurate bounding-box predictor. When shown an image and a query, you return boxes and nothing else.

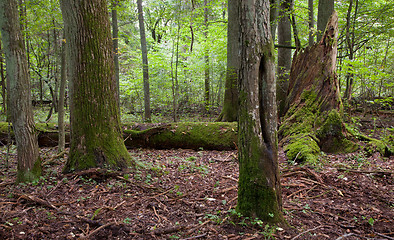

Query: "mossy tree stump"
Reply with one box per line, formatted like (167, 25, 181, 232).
(279, 11, 359, 163)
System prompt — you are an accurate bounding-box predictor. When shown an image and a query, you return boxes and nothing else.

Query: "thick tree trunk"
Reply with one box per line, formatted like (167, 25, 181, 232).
(280, 11, 358, 163)
(217, 0, 239, 122)
(237, 0, 283, 223)
(317, 0, 334, 41)
(0, 122, 238, 151)
(0, 0, 41, 182)
(277, 0, 292, 118)
(137, 0, 151, 122)
(60, 0, 131, 173)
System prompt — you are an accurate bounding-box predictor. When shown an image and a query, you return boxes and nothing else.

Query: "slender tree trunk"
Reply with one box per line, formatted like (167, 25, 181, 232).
(344, 0, 358, 101)
(237, 0, 283, 223)
(277, 0, 292, 118)
(289, 0, 301, 50)
(317, 0, 334, 41)
(217, 0, 239, 122)
(112, 0, 120, 115)
(137, 0, 151, 122)
(270, 0, 279, 41)
(0, 41, 6, 114)
(204, 0, 210, 112)
(60, 0, 132, 173)
(58, 34, 67, 153)
(308, 0, 314, 46)
(0, 0, 41, 182)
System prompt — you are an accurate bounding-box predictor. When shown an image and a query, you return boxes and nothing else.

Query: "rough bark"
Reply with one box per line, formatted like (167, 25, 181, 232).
(0, 0, 41, 182)
(58, 35, 66, 153)
(308, 0, 314, 46)
(0, 40, 6, 114)
(137, 0, 151, 122)
(270, 0, 279, 41)
(277, 0, 292, 118)
(280, 11, 359, 163)
(237, 0, 283, 223)
(317, 0, 334, 41)
(111, 0, 120, 114)
(217, 0, 239, 122)
(60, 0, 132, 173)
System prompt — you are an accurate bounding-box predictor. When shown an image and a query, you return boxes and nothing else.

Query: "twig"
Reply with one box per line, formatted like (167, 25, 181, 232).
(43, 150, 66, 165)
(83, 221, 118, 239)
(287, 187, 309, 199)
(335, 233, 354, 240)
(180, 234, 207, 240)
(186, 220, 210, 236)
(376, 232, 394, 240)
(153, 225, 185, 235)
(337, 168, 393, 175)
(219, 186, 237, 194)
(291, 225, 326, 240)
(222, 175, 238, 182)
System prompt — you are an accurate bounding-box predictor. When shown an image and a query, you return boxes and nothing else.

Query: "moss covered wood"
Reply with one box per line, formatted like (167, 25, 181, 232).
(279, 12, 360, 163)
(0, 0, 41, 182)
(236, 0, 283, 223)
(60, 0, 131, 173)
(0, 122, 238, 150)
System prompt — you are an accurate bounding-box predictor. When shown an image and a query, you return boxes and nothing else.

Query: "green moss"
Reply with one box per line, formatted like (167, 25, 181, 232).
(284, 134, 320, 163)
(16, 157, 42, 183)
(237, 102, 283, 223)
(149, 122, 237, 150)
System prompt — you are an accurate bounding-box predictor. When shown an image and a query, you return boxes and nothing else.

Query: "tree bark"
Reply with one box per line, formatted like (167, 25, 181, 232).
(280, 11, 358, 163)
(203, 0, 210, 112)
(0, 0, 41, 182)
(237, 0, 283, 223)
(270, 0, 279, 41)
(317, 0, 334, 41)
(308, 0, 314, 46)
(58, 34, 66, 153)
(277, 0, 292, 118)
(60, 0, 132, 173)
(137, 0, 151, 122)
(111, 0, 120, 115)
(217, 0, 239, 122)
(0, 40, 6, 114)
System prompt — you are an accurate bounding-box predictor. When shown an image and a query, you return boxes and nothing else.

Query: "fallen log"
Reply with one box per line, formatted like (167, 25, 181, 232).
(0, 122, 238, 150)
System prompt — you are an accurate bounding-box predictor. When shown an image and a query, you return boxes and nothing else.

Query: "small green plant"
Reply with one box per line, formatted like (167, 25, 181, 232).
(123, 217, 132, 224)
(368, 217, 375, 226)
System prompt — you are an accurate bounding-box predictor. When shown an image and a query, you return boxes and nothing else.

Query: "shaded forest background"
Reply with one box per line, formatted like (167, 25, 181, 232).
(0, 0, 392, 124)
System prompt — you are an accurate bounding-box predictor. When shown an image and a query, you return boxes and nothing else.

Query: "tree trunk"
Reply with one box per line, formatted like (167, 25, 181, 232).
(58, 34, 67, 153)
(344, 0, 358, 101)
(237, 0, 283, 223)
(217, 0, 239, 122)
(60, 0, 132, 173)
(317, 0, 334, 41)
(137, 0, 151, 122)
(203, 0, 210, 112)
(0, 40, 6, 114)
(111, 0, 120, 115)
(280, 11, 358, 163)
(270, 0, 278, 41)
(0, 0, 41, 182)
(277, 0, 292, 118)
(308, 0, 314, 46)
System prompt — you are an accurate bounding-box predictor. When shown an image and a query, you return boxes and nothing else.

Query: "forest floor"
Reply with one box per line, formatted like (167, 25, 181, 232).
(0, 111, 393, 240)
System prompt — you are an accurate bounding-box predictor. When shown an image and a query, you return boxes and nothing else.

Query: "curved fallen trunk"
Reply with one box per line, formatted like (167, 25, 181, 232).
(0, 122, 238, 151)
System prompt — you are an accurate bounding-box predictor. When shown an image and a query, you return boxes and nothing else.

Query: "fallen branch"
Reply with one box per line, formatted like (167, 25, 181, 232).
(186, 220, 210, 236)
(180, 233, 208, 240)
(82, 221, 118, 239)
(337, 168, 393, 175)
(291, 225, 326, 240)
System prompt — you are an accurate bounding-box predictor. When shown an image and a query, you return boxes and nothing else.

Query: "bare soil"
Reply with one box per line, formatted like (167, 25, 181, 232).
(0, 113, 393, 240)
